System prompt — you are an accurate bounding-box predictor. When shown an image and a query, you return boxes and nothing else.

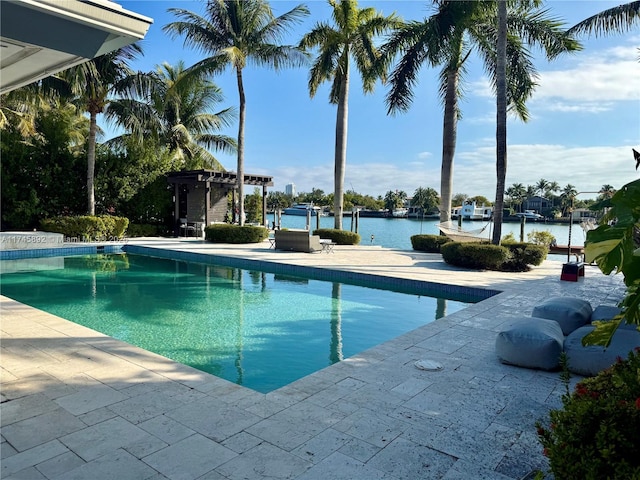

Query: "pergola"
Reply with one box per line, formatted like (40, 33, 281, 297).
(166, 170, 274, 235)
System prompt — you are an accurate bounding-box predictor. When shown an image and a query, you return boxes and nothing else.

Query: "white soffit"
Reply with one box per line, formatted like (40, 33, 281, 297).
(0, 0, 153, 94)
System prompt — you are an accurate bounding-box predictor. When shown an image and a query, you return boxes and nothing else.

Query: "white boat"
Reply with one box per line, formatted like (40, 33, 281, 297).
(460, 201, 493, 221)
(515, 210, 544, 221)
(283, 203, 321, 216)
(391, 208, 408, 218)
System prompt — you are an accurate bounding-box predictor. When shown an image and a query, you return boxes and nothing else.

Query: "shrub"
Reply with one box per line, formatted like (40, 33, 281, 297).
(205, 224, 268, 243)
(312, 228, 360, 245)
(127, 223, 160, 237)
(527, 229, 556, 247)
(411, 234, 452, 253)
(501, 242, 548, 271)
(40, 215, 128, 240)
(536, 350, 640, 479)
(440, 242, 509, 270)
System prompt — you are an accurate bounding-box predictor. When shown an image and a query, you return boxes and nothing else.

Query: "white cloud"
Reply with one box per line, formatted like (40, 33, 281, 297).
(454, 144, 637, 199)
(469, 45, 640, 112)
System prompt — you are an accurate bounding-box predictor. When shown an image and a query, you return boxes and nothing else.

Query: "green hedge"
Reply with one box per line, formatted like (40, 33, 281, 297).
(127, 223, 160, 237)
(501, 242, 548, 271)
(411, 234, 452, 253)
(441, 242, 509, 270)
(204, 224, 268, 243)
(40, 215, 129, 240)
(312, 228, 361, 245)
(440, 241, 548, 271)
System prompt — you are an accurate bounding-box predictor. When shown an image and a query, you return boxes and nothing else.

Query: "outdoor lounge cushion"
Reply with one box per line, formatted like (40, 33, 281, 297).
(531, 297, 593, 335)
(564, 324, 640, 376)
(495, 317, 564, 370)
(591, 305, 622, 322)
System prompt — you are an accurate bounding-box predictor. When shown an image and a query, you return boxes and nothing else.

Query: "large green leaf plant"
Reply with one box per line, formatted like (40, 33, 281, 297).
(583, 178, 640, 346)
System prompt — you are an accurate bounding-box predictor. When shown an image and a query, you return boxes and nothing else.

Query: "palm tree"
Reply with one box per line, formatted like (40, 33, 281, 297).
(569, 1, 640, 37)
(535, 178, 549, 196)
(560, 183, 578, 216)
(60, 44, 143, 215)
(545, 180, 560, 197)
(493, 0, 508, 244)
(384, 189, 407, 212)
(598, 184, 616, 200)
(106, 61, 236, 170)
(299, 0, 399, 229)
(506, 182, 526, 212)
(412, 186, 439, 215)
(383, 1, 580, 237)
(164, 0, 309, 225)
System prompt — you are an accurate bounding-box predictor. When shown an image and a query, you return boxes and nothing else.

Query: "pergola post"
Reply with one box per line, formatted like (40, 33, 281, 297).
(173, 183, 180, 236)
(262, 185, 268, 227)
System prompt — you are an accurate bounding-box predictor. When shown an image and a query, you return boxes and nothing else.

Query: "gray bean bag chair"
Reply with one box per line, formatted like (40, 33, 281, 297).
(496, 317, 564, 370)
(532, 297, 593, 335)
(564, 324, 640, 376)
(590, 305, 622, 322)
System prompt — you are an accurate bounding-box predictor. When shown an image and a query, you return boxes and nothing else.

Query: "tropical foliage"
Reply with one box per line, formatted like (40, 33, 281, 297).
(536, 350, 640, 480)
(164, 0, 309, 225)
(583, 178, 640, 347)
(411, 187, 440, 215)
(59, 44, 143, 215)
(299, 0, 399, 229)
(383, 190, 407, 211)
(569, 1, 640, 37)
(106, 61, 236, 170)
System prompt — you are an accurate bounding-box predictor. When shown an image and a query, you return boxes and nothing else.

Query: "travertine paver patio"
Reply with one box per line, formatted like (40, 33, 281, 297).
(0, 238, 626, 479)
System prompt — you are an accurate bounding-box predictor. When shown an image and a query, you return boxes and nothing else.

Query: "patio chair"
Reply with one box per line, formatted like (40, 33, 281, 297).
(179, 218, 197, 237)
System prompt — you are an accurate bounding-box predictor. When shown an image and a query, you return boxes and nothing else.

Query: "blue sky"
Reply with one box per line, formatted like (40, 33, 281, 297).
(116, 0, 639, 200)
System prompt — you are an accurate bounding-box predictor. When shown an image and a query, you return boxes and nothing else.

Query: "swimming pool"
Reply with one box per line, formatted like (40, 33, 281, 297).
(1, 252, 474, 393)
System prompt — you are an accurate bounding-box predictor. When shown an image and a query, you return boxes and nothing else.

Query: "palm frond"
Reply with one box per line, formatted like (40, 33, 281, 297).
(569, 1, 640, 37)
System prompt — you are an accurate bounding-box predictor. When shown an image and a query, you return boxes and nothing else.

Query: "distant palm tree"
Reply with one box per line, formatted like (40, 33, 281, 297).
(569, 1, 640, 37)
(60, 44, 143, 215)
(535, 178, 549, 197)
(560, 183, 578, 216)
(164, 0, 309, 225)
(106, 61, 237, 170)
(300, 0, 399, 229)
(412, 186, 439, 215)
(506, 182, 526, 212)
(599, 184, 616, 199)
(545, 180, 560, 197)
(384, 189, 407, 211)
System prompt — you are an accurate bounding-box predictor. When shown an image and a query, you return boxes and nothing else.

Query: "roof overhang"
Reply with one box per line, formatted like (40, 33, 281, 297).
(168, 170, 274, 187)
(0, 0, 153, 94)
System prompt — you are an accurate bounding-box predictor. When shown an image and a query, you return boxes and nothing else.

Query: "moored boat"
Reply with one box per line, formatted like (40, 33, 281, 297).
(283, 203, 322, 216)
(460, 201, 493, 221)
(515, 210, 545, 221)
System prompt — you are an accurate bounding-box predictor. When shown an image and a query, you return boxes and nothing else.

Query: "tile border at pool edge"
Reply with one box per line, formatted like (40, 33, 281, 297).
(0, 244, 125, 260)
(123, 244, 501, 303)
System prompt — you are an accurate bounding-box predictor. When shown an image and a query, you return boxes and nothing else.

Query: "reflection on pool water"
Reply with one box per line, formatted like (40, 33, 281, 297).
(0, 253, 472, 393)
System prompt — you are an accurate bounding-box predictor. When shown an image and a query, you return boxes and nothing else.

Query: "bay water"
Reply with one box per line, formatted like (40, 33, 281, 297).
(274, 214, 588, 252)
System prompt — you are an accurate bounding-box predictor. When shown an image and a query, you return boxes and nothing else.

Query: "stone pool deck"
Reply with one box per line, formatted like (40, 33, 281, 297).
(0, 238, 626, 479)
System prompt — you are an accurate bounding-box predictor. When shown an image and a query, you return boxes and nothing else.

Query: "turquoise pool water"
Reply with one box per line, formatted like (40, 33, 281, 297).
(0, 253, 471, 393)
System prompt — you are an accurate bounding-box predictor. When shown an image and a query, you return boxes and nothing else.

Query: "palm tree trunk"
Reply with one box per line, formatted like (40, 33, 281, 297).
(236, 67, 246, 226)
(492, 0, 508, 245)
(439, 68, 458, 226)
(333, 67, 349, 230)
(87, 111, 97, 215)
